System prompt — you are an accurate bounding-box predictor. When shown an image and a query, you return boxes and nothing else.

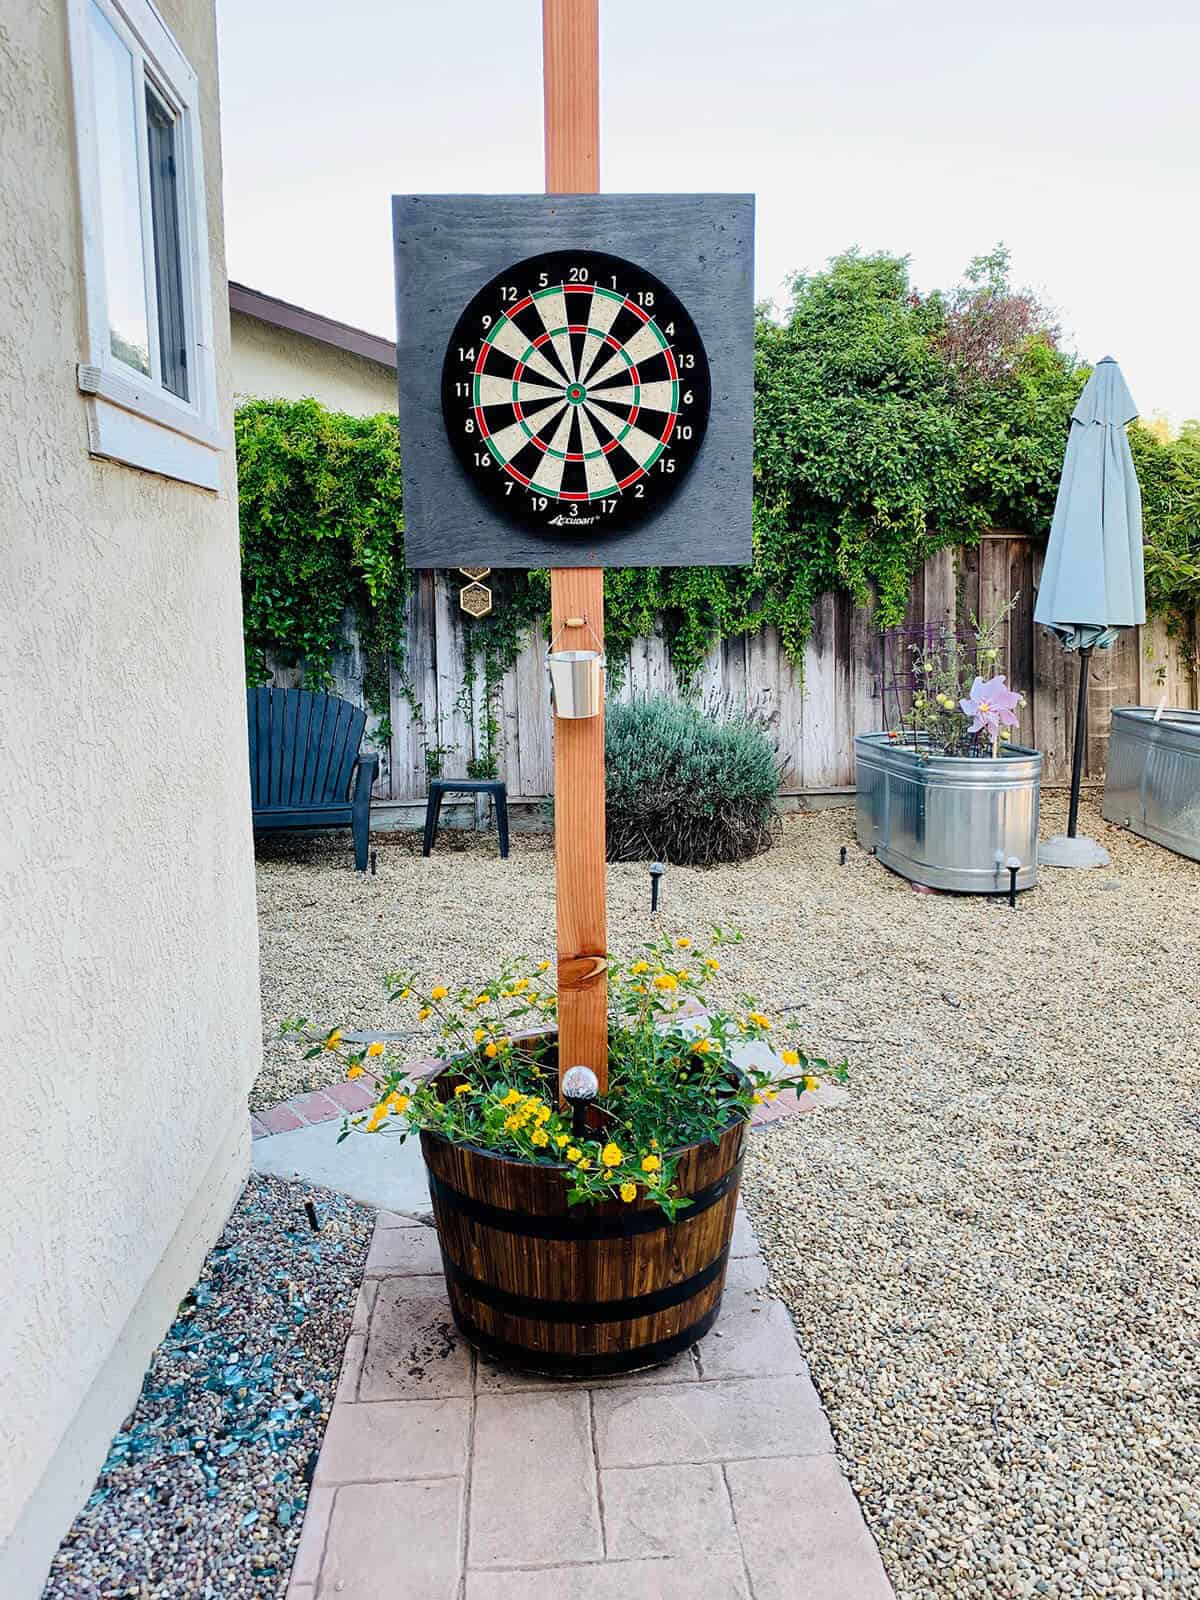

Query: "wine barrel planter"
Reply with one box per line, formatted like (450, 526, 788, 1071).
(419, 1059, 747, 1377)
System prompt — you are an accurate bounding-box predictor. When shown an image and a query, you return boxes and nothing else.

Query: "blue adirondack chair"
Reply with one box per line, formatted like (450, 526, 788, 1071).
(247, 687, 378, 870)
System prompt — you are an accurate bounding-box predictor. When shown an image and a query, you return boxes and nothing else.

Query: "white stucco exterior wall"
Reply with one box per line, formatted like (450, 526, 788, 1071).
(231, 311, 398, 416)
(0, 3, 261, 1594)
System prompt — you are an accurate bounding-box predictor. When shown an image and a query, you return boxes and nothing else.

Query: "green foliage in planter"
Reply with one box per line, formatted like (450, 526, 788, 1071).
(605, 698, 781, 866)
(290, 931, 845, 1219)
(236, 398, 408, 731)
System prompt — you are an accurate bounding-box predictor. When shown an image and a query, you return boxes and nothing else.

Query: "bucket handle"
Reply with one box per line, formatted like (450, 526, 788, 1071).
(546, 616, 605, 659)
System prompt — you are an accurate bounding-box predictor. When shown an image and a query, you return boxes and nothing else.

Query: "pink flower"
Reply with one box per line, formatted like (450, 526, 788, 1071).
(960, 675, 1022, 739)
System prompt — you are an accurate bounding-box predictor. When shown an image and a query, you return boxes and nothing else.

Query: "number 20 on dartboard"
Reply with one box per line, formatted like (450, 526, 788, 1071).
(440, 249, 711, 535)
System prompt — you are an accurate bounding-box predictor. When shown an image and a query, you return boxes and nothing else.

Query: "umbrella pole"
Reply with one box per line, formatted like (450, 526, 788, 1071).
(1066, 646, 1093, 838)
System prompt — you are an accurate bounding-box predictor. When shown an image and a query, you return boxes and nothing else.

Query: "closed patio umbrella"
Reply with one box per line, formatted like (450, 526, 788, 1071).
(1035, 356, 1145, 868)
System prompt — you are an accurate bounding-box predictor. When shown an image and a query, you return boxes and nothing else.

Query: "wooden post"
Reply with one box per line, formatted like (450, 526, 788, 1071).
(544, 0, 607, 1094)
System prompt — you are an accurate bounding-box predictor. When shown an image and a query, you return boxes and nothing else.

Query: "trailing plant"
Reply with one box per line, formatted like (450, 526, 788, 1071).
(236, 398, 408, 734)
(605, 698, 780, 865)
(236, 257, 1198, 707)
(286, 930, 843, 1220)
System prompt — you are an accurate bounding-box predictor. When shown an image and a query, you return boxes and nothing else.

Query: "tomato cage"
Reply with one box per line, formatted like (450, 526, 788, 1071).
(881, 623, 992, 758)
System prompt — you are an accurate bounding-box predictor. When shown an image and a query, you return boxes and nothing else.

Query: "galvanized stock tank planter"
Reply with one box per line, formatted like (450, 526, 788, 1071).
(1102, 706, 1200, 862)
(855, 733, 1042, 893)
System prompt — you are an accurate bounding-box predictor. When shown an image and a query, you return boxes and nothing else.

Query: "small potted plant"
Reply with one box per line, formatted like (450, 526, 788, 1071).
(856, 598, 1042, 892)
(311, 931, 841, 1377)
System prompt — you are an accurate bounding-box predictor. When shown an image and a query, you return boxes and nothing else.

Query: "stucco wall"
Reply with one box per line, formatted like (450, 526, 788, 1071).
(231, 311, 397, 415)
(0, 3, 261, 1593)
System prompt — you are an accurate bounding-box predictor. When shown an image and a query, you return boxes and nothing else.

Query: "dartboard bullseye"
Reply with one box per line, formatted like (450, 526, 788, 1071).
(440, 250, 711, 537)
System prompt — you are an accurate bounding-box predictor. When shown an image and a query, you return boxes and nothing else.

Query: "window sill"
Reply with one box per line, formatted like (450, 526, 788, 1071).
(79, 367, 225, 490)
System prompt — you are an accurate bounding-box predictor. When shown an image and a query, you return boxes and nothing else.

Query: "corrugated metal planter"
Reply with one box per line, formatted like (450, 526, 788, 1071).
(1102, 706, 1200, 862)
(855, 733, 1042, 893)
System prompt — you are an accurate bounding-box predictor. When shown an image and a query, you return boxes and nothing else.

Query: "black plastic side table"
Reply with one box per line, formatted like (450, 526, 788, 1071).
(422, 779, 510, 859)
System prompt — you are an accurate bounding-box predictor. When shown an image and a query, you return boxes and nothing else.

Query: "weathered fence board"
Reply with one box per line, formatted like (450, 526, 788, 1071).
(265, 537, 1199, 811)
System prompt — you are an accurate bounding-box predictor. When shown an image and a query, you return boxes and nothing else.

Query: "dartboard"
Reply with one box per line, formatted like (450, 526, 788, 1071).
(441, 250, 710, 536)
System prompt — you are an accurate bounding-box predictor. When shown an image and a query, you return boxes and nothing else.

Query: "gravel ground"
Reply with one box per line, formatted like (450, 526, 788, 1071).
(255, 799, 1200, 1599)
(43, 1174, 372, 1600)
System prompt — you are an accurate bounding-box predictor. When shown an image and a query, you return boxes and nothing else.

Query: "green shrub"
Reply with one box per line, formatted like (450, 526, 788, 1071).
(605, 698, 781, 866)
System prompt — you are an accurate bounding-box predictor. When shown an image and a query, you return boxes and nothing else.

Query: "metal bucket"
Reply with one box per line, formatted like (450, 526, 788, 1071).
(855, 733, 1042, 893)
(547, 649, 604, 719)
(1102, 706, 1200, 862)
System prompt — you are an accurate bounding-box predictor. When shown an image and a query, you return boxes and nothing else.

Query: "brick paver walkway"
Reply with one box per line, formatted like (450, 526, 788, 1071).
(285, 1202, 894, 1600)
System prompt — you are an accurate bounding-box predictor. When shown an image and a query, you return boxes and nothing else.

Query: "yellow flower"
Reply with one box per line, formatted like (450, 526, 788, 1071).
(417, 1007, 431, 1022)
(387, 1093, 409, 1113)
(430, 985, 448, 1002)
(399, 988, 411, 999)
(325, 1029, 343, 1051)
(346, 1064, 365, 1080)
(747, 1011, 771, 1030)
(704, 958, 720, 972)
(780, 1049, 800, 1067)
(366, 1109, 387, 1132)
(630, 960, 650, 975)
(537, 960, 550, 973)
(514, 978, 529, 993)
(555, 1134, 569, 1148)
(455, 1083, 471, 1097)
(676, 970, 690, 982)
(641, 1154, 661, 1174)
(765, 1090, 778, 1102)
(475, 993, 491, 1006)
(577, 1159, 591, 1172)
(504, 1114, 520, 1131)
(803, 1074, 820, 1093)
(619, 1182, 638, 1203)
(600, 1142, 623, 1168)
(485, 1042, 499, 1058)
(652, 973, 678, 992)
(531, 1129, 549, 1147)
(753, 1093, 764, 1105)
(535, 1106, 551, 1125)
(566, 1146, 581, 1162)
(675, 937, 691, 949)
(501, 1089, 521, 1107)
(691, 1036, 713, 1055)
(474, 1028, 486, 1044)
(630, 983, 646, 994)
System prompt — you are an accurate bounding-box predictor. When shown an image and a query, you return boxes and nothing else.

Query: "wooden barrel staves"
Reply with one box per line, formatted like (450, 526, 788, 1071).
(420, 1114, 746, 1377)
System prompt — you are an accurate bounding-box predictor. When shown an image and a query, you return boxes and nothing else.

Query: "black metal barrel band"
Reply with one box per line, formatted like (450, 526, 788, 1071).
(452, 1303, 723, 1377)
(426, 1160, 743, 1240)
(441, 1247, 729, 1325)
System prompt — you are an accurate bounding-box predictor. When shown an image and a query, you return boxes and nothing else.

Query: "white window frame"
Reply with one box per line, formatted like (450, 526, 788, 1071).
(67, 0, 224, 489)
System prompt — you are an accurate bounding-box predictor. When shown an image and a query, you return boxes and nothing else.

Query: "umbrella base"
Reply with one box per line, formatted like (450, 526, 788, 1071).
(1039, 833, 1111, 869)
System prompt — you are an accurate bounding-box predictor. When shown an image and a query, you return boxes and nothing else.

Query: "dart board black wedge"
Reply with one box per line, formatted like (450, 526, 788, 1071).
(393, 194, 754, 569)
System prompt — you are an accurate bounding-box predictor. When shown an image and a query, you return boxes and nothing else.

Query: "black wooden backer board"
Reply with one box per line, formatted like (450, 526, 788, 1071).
(392, 193, 754, 569)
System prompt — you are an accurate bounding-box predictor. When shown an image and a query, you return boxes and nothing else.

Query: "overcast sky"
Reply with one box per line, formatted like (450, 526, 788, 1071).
(216, 0, 1199, 425)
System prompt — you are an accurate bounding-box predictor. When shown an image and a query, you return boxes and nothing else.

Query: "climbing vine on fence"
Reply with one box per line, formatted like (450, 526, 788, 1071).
(236, 249, 1199, 717)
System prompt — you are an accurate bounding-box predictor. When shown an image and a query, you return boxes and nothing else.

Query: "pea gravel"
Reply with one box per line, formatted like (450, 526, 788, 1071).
(43, 1174, 372, 1600)
(255, 800, 1199, 1598)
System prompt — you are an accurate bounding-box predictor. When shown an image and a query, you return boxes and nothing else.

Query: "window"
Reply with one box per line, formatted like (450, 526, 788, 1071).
(68, 0, 222, 487)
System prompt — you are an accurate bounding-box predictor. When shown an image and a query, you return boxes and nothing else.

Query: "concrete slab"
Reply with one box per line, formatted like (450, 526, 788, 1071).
(727, 1455, 895, 1600)
(600, 1463, 739, 1559)
(469, 1391, 602, 1567)
(317, 1479, 462, 1600)
(251, 1116, 431, 1214)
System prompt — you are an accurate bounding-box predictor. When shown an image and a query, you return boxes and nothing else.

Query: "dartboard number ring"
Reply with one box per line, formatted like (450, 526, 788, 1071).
(441, 250, 711, 536)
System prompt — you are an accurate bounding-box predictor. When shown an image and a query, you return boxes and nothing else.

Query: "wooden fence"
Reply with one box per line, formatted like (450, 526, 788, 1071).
(266, 533, 1199, 818)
